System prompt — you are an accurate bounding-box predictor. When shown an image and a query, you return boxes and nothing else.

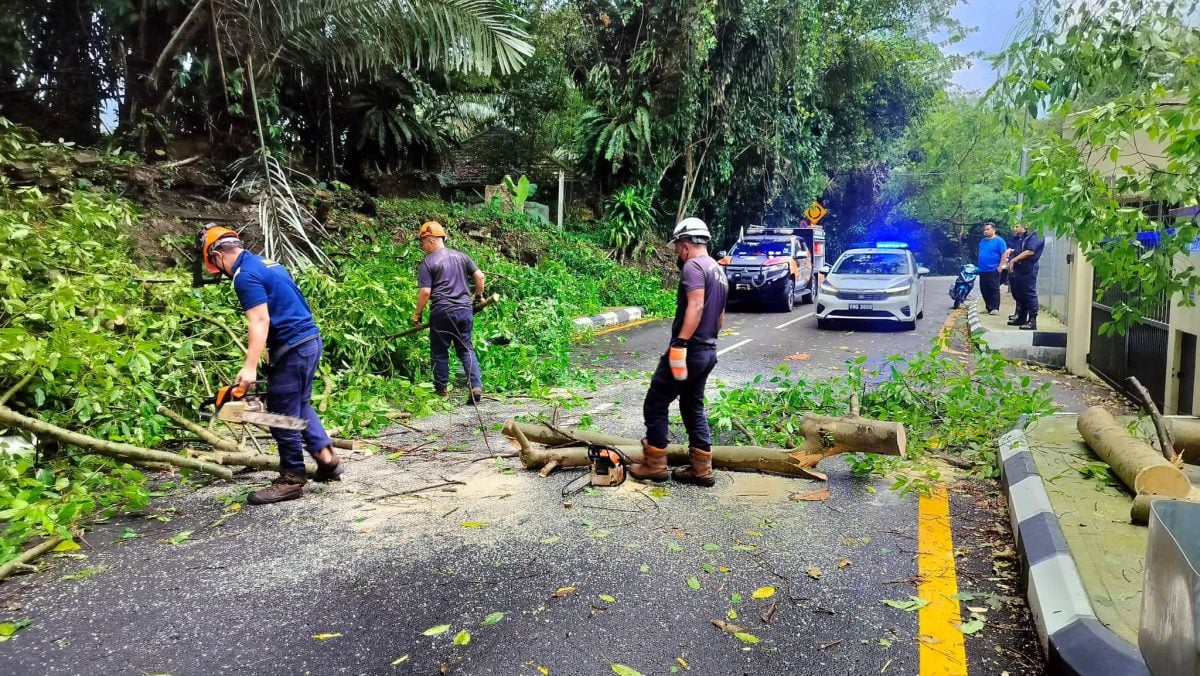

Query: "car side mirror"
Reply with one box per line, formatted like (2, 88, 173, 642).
(717, 251, 727, 259)
(917, 266, 930, 276)
(819, 264, 832, 275)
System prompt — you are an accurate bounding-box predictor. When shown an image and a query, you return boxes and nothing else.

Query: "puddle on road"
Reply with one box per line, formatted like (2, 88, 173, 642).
(715, 472, 812, 504)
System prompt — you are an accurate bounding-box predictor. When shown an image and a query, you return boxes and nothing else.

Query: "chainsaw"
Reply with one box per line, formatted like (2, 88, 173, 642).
(588, 444, 627, 487)
(208, 382, 308, 431)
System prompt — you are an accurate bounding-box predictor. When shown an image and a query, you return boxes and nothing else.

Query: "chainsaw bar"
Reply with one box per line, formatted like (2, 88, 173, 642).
(239, 411, 308, 431)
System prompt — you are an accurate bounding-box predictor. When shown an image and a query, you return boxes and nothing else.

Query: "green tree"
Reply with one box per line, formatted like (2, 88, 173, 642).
(990, 0, 1200, 330)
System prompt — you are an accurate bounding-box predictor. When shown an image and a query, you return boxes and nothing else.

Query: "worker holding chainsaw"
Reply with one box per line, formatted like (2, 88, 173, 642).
(629, 217, 728, 487)
(198, 225, 343, 505)
(412, 221, 486, 404)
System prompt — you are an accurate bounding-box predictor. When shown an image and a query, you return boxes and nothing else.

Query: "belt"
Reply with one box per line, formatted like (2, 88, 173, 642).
(269, 332, 320, 364)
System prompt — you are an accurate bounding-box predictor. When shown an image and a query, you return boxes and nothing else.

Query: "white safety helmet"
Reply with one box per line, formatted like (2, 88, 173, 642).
(670, 217, 711, 244)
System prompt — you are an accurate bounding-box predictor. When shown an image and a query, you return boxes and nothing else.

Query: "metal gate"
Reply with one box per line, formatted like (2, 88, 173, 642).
(1088, 273, 1170, 409)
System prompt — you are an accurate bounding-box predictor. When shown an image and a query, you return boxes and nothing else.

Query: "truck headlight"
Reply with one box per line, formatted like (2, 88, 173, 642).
(885, 285, 911, 297)
(764, 263, 789, 273)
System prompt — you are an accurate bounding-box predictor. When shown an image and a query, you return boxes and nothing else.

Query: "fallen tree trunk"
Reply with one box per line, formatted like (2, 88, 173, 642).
(503, 415, 904, 479)
(194, 451, 317, 478)
(157, 405, 241, 454)
(0, 406, 233, 479)
(1131, 493, 1197, 526)
(1078, 406, 1190, 497)
(0, 536, 65, 582)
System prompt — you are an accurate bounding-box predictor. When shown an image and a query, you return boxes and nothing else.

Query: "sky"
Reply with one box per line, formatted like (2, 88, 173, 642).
(944, 0, 1029, 93)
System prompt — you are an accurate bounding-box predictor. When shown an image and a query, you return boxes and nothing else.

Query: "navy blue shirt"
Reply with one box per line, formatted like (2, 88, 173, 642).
(231, 251, 320, 350)
(1012, 231, 1044, 273)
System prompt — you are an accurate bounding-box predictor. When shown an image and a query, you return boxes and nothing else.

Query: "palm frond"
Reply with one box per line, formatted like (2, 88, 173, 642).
(228, 154, 332, 270)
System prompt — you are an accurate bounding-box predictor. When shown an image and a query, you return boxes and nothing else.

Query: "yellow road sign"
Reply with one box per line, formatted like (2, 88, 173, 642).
(805, 201, 828, 224)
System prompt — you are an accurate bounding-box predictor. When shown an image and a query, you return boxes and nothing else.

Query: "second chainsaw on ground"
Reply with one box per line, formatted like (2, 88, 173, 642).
(209, 382, 308, 431)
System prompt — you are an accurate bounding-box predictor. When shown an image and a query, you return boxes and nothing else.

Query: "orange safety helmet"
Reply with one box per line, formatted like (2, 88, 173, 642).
(200, 224, 241, 274)
(419, 221, 446, 239)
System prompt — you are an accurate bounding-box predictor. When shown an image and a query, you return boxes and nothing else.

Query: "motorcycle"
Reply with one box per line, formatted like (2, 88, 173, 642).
(949, 263, 978, 309)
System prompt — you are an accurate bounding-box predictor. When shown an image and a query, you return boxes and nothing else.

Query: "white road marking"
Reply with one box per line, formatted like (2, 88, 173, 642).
(717, 339, 753, 357)
(774, 312, 815, 330)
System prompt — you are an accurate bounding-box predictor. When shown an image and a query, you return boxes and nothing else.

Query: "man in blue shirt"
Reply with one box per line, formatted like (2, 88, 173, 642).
(200, 225, 343, 504)
(1001, 223, 1045, 330)
(976, 222, 1007, 315)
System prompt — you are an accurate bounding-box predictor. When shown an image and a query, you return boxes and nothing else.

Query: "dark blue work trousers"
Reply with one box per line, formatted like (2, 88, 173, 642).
(643, 346, 718, 451)
(430, 309, 482, 392)
(1010, 266, 1039, 320)
(265, 337, 333, 475)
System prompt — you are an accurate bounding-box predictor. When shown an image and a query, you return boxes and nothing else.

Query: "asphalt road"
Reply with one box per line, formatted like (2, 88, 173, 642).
(0, 276, 1046, 675)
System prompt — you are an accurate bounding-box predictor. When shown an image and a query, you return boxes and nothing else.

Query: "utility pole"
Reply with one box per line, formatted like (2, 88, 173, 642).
(1016, 109, 1029, 223)
(557, 171, 565, 229)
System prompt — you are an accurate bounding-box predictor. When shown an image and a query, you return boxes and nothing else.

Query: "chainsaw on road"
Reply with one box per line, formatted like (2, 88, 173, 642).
(562, 444, 629, 497)
(207, 382, 308, 431)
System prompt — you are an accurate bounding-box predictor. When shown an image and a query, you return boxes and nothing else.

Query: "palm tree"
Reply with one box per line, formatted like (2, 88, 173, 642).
(222, 0, 534, 268)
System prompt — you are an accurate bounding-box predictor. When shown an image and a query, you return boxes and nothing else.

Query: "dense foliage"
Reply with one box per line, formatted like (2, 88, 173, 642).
(990, 0, 1200, 330)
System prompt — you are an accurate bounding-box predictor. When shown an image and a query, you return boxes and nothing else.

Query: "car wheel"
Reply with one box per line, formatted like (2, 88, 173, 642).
(816, 317, 831, 330)
(779, 279, 795, 313)
(917, 308, 924, 319)
(902, 319, 917, 331)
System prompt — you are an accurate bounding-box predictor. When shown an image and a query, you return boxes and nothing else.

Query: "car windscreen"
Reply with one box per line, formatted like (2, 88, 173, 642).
(832, 253, 909, 275)
(730, 240, 790, 258)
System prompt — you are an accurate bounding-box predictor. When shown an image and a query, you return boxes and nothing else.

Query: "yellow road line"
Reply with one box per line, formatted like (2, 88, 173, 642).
(918, 484, 968, 675)
(590, 317, 656, 336)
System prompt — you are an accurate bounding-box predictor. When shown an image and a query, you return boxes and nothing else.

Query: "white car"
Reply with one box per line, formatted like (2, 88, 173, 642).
(815, 247, 928, 330)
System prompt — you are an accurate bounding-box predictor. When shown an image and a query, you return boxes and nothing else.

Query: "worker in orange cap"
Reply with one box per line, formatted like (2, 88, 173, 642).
(198, 224, 343, 504)
(411, 221, 486, 403)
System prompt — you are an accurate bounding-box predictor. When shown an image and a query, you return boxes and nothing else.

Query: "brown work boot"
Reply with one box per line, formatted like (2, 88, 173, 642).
(313, 448, 344, 483)
(467, 387, 483, 405)
(673, 448, 715, 487)
(247, 473, 306, 505)
(628, 439, 669, 482)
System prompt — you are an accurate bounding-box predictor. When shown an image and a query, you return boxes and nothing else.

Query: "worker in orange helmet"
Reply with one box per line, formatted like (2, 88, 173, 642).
(198, 224, 343, 504)
(411, 221, 486, 404)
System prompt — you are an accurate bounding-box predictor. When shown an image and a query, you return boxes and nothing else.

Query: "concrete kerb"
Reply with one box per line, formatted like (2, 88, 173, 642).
(997, 420, 1150, 675)
(972, 301, 1066, 367)
(572, 307, 644, 331)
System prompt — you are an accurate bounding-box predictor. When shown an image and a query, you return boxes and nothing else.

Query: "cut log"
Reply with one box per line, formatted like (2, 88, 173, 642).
(1130, 493, 1197, 526)
(157, 405, 241, 454)
(502, 415, 905, 479)
(0, 406, 233, 480)
(332, 437, 366, 451)
(1167, 418, 1200, 465)
(1078, 406, 1191, 497)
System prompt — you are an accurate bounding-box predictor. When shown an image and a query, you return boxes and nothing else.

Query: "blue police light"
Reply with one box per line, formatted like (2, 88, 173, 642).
(874, 241, 909, 249)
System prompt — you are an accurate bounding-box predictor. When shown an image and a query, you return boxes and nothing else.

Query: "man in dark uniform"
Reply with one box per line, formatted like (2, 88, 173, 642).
(199, 225, 343, 505)
(629, 217, 728, 487)
(1002, 223, 1045, 330)
(412, 221, 486, 403)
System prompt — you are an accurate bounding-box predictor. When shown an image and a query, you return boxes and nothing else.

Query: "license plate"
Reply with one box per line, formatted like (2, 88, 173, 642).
(849, 303, 873, 310)
(736, 284, 750, 291)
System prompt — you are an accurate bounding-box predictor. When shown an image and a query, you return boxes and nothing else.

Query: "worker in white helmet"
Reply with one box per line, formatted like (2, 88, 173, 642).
(628, 217, 729, 487)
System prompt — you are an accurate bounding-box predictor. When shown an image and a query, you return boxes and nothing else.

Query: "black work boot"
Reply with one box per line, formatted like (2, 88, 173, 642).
(1007, 316, 1026, 326)
(629, 439, 669, 482)
(313, 449, 344, 482)
(248, 473, 306, 505)
(1020, 317, 1038, 331)
(672, 448, 715, 487)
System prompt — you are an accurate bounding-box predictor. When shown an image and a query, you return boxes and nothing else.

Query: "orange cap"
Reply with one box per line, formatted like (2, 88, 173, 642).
(201, 225, 240, 274)
(419, 221, 446, 238)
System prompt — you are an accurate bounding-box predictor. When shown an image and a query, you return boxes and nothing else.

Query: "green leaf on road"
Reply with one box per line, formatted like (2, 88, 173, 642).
(460, 521, 487, 528)
(482, 612, 504, 626)
(391, 655, 410, 665)
(639, 564, 650, 573)
(687, 577, 701, 590)
(699, 563, 715, 574)
(703, 543, 721, 552)
(752, 586, 775, 599)
(734, 632, 760, 644)
(541, 536, 561, 544)
(611, 665, 643, 676)
(453, 630, 471, 645)
(730, 593, 742, 603)
(119, 527, 140, 540)
(0, 619, 31, 641)
(731, 544, 757, 552)
(599, 594, 617, 603)
(423, 624, 451, 636)
(167, 530, 193, 545)
(882, 596, 929, 612)
(958, 619, 985, 634)
(648, 487, 670, 499)
(667, 542, 684, 552)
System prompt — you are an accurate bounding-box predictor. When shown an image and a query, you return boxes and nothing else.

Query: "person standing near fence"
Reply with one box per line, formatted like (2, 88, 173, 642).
(1001, 223, 1045, 331)
(977, 222, 1006, 315)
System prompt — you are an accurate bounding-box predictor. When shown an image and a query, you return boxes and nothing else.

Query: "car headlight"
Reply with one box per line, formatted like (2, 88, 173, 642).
(885, 285, 912, 297)
(764, 263, 790, 273)
(820, 281, 838, 294)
